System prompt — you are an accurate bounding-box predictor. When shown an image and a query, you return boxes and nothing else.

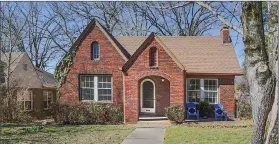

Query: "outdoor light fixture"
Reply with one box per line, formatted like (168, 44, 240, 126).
(161, 78, 164, 82)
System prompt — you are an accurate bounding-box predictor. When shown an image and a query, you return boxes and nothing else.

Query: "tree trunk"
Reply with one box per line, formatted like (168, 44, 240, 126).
(241, 2, 276, 144)
(264, 2, 278, 144)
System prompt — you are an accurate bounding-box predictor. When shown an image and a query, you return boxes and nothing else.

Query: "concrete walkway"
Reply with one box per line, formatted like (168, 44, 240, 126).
(121, 124, 166, 144)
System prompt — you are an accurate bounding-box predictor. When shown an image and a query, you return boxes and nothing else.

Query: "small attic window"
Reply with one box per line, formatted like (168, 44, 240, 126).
(23, 64, 27, 71)
(91, 42, 100, 60)
(149, 47, 158, 67)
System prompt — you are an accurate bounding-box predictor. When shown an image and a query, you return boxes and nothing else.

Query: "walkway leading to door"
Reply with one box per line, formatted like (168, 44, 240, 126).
(121, 124, 166, 144)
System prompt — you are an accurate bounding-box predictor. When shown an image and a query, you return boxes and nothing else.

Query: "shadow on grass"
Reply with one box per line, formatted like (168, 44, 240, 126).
(0, 124, 30, 128)
(0, 136, 50, 143)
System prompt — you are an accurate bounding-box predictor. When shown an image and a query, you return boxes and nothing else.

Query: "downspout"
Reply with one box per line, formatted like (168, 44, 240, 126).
(121, 67, 126, 123)
(183, 70, 187, 107)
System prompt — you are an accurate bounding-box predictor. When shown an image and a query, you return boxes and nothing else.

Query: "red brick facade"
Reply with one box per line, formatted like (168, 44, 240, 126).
(59, 22, 237, 123)
(59, 25, 126, 105)
(123, 38, 185, 123)
(219, 77, 235, 117)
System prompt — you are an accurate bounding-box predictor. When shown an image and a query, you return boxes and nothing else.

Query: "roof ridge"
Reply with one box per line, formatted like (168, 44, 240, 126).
(35, 67, 54, 76)
(115, 35, 221, 37)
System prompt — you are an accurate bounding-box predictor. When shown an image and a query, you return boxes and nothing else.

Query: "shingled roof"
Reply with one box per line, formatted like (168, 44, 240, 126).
(1, 52, 57, 88)
(35, 67, 57, 88)
(0, 52, 25, 73)
(115, 36, 242, 75)
(58, 19, 241, 75)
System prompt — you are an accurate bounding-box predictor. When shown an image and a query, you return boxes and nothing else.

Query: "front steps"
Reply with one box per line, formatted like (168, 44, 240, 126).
(137, 120, 171, 126)
(139, 116, 168, 121)
(138, 115, 170, 126)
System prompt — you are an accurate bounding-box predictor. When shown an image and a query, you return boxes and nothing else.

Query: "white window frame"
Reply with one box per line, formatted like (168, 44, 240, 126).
(43, 90, 53, 110)
(80, 75, 112, 102)
(203, 79, 219, 104)
(186, 78, 219, 104)
(186, 78, 201, 103)
(98, 76, 113, 101)
(80, 75, 95, 101)
(18, 90, 33, 111)
(92, 42, 100, 61)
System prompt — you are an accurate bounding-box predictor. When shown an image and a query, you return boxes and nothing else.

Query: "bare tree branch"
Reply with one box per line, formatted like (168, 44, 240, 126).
(196, 2, 243, 35)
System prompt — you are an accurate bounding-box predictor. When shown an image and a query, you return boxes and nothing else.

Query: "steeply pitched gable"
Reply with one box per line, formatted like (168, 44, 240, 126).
(122, 33, 185, 71)
(58, 19, 130, 66)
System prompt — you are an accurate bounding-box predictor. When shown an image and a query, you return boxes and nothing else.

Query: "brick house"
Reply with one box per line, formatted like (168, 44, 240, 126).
(58, 19, 242, 123)
(0, 52, 57, 118)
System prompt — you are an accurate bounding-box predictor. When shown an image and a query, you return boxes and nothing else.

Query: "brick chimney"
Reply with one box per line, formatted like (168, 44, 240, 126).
(221, 26, 231, 43)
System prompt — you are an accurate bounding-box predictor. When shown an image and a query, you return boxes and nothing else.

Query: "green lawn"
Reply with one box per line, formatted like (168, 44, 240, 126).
(0, 125, 135, 144)
(165, 126, 253, 144)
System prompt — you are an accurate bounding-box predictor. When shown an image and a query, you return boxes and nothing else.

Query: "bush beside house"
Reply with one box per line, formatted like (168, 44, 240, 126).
(50, 101, 124, 124)
(235, 76, 252, 119)
(0, 85, 32, 123)
(165, 105, 185, 124)
(237, 97, 252, 119)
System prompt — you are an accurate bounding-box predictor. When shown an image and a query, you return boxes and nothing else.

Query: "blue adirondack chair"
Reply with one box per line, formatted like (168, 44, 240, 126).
(214, 104, 228, 121)
(187, 102, 199, 120)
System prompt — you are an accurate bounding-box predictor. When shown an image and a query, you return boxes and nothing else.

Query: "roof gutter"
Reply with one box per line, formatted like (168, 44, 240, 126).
(187, 72, 243, 76)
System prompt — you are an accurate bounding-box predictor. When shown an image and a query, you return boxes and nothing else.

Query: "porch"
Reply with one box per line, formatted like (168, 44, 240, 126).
(138, 76, 170, 118)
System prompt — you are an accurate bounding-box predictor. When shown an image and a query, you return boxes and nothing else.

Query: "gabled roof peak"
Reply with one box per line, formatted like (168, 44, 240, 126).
(122, 32, 185, 71)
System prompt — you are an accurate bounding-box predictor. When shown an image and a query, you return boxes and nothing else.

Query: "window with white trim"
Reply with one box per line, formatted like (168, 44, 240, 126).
(186, 79, 200, 103)
(17, 90, 33, 111)
(43, 91, 53, 109)
(92, 42, 100, 60)
(204, 79, 218, 103)
(80, 76, 95, 100)
(98, 76, 112, 101)
(80, 75, 112, 102)
(187, 79, 218, 103)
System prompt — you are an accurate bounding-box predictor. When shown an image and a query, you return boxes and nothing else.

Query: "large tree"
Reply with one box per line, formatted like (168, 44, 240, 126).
(197, 2, 278, 143)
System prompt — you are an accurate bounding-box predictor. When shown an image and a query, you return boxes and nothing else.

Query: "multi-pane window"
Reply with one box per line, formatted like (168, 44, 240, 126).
(149, 47, 158, 67)
(80, 75, 112, 102)
(187, 79, 201, 103)
(43, 91, 53, 109)
(204, 80, 218, 103)
(17, 90, 33, 111)
(98, 76, 112, 101)
(80, 76, 95, 100)
(92, 42, 100, 60)
(187, 79, 218, 103)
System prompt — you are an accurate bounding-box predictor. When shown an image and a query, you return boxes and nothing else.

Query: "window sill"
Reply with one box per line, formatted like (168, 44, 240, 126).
(81, 100, 113, 103)
(186, 102, 218, 105)
(149, 66, 158, 69)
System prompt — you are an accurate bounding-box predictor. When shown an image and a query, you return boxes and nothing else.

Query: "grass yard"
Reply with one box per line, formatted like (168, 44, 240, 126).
(0, 124, 135, 144)
(165, 126, 253, 144)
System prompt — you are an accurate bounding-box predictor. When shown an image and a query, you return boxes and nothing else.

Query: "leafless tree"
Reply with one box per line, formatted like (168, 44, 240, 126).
(0, 2, 34, 122)
(135, 2, 218, 36)
(18, 2, 64, 70)
(52, 2, 218, 37)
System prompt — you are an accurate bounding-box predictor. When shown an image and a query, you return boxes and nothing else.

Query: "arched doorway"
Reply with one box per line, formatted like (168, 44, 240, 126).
(140, 79, 155, 113)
